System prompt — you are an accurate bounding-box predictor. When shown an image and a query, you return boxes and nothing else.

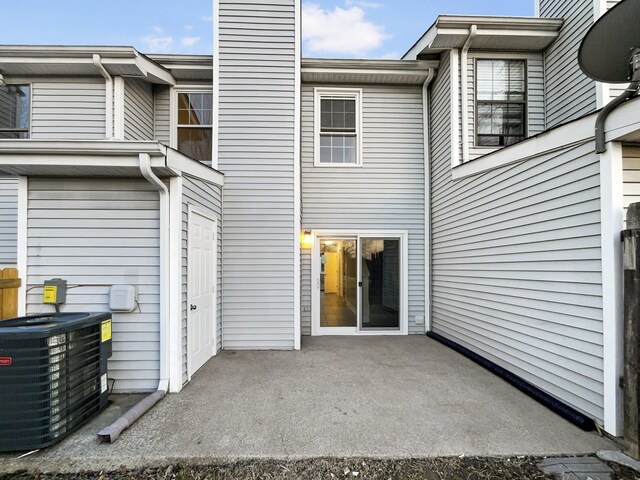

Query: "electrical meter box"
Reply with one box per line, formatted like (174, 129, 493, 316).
(109, 285, 137, 312)
(43, 278, 67, 305)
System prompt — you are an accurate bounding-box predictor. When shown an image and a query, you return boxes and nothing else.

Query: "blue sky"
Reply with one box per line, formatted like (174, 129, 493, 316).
(0, 0, 533, 59)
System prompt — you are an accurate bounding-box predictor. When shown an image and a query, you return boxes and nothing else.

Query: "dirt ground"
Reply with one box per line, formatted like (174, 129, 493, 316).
(1, 457, 640, 480)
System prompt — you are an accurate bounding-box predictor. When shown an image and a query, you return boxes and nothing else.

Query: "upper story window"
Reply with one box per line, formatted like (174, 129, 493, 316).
(314, 88, 362, 166)
(0, 85, 30, 139)
(177, 91, 212, 162)
(476, 60, 526, 147)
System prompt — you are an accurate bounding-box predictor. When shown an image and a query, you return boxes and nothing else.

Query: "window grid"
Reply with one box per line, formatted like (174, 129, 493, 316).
(0, 85, 30, 139)
(475, 59, 527, 148)
(316, 92, 360, 166)
(176, 91, 213, 162)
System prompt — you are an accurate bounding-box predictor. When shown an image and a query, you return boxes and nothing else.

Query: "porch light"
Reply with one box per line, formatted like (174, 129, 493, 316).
(301, 230, 313, 248)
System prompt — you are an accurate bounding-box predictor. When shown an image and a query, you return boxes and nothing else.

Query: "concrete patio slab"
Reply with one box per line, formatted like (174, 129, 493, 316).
(0, 336, 616, 473)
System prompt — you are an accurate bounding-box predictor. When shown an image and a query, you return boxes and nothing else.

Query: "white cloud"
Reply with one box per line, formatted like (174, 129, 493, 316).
(379, 51, 400, 60)
(344, 0, 383, 9)
(181, 36, 201, 47)
(184, 25, 195, 31)
(302, 3, 389, 56)
(200, 15, 213, 22)
(142, 27, 173, 53)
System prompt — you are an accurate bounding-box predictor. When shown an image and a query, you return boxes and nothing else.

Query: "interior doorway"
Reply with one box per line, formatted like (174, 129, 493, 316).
(312, 231, 408, 336)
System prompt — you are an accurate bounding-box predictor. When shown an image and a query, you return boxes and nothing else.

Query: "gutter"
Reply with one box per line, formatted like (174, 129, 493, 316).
(97, 153, 170, 442)
(460, 25, 477, 164)
(92, 54, 114, 139)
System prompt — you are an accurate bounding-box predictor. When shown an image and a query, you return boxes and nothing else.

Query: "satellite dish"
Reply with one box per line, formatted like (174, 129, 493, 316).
(578, 0, 640, 83)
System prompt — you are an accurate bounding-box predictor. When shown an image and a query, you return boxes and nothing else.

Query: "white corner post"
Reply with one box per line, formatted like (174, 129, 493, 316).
(600, 141, 624, 436)
(293, 0, 302, 350)
(450, 49, 460, 168)
(460, 25, 477, 165)
(113, 76, 125, 140)
(168, 175, 184, 392)
(422, 68, 435, 333)
(16, 176, 28, 317)
(212, 0, 220, 170)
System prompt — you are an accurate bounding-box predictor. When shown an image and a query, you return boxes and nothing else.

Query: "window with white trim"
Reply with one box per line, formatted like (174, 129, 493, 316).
(177, 91, 212, 162)
(0, 84, 30, 139)
(476, 59, 526, 147)
(315, 89, 361, 166)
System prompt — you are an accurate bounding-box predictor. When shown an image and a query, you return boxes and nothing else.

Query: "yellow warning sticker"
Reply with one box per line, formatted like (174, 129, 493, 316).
(101, 320, 112, 342)
(43, 285, 57, 303)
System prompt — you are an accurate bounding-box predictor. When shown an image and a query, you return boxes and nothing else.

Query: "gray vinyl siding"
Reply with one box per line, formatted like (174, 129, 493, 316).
(123, 78, 154, 141)
(623, 145, 640, 222)
(540, 0, 596, 128)
(25, 178, 160, 392)
(301, 84, 426, 334)
(465, 53, 545, 162)
(30, 78, 106, 139)
(181, 175, 223, 383)
(300, 248, 311, 335)
(0, 176, 18, 265)
(154, 85, 171, 144)
(218, 0, 296, 349)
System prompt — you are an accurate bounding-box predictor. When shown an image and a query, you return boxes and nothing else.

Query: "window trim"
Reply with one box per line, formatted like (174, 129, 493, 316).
(473, 58, 528, 149)
(0, 83, 32, 140)
(170, 85, 213, 152)
(313, 87, 363, 167)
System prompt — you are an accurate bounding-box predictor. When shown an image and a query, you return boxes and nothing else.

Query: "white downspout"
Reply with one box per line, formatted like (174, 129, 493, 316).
(138, 152, 170, 393)
(92, 54, 114, 139)
(422, 68, 435, 333)
(460, 25, 477, 164)
(96, 153, 170, 443)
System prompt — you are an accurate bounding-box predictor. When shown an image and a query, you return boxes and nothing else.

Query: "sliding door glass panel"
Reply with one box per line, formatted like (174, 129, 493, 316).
(320, 239, 357, 328)
(360, 238, 400, 330)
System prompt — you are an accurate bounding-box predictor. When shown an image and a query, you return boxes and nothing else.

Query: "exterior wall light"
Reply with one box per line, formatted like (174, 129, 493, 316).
(301, 230, 313, 248)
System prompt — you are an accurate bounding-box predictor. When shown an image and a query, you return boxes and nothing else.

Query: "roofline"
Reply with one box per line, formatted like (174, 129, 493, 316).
(403, 15, 564, 59)
(301, 58, 438, 71)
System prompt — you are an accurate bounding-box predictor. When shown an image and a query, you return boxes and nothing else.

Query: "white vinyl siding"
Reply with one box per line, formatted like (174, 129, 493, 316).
(623, 145, 640, 223)
(540, 0, 597, 128)
(301, 84, 425, 334)
(25, 178, 160, 392)
(123, 78, 154, 141)
(154, 85, 171, 144)
(30, 78, 106, 139)
(218, 0, 297, 349)
(0, 176, 18, 265)
(430, 50, 605, 423)
(465, 53, 545, 161)
(181, 175, 223, 383)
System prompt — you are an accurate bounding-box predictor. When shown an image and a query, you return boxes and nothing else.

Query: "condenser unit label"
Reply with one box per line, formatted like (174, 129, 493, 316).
(43, 285, 57, 303)
(101, 374, 107, 393)
(0, 357, 13, 366)
(101, 320, 112, 342)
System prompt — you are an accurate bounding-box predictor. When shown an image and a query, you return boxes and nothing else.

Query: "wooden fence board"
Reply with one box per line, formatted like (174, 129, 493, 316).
(0, 268, 19, 321)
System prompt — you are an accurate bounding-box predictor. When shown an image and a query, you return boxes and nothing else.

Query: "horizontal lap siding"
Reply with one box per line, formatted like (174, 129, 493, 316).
(124, 78, 154, 141)
(154, 85, 171, 144)
(0, 177, 18, 265)
(431, 132, 604, 420)
(181, 175, 223, 383)
(540, 0, 596, 128)
(218, 0, 296, 349)
(623, 145, 640, 223)
(31, 79, 106, 139)
(25, 178, 160, 392)
(301, 84, 426, 334)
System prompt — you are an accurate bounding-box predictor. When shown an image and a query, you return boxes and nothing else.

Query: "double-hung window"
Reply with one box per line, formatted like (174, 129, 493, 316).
(0, 84, 30, 139)
(315, 88, 361, 166)
(176, 91, 213, 162)
(476, 59, 526, 147)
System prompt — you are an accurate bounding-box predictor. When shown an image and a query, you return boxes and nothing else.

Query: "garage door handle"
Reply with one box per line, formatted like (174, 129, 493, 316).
(190, 304, 197, 311)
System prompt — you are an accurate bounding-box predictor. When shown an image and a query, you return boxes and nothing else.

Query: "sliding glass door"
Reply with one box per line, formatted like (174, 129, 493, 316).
(314, 233, 404, 335)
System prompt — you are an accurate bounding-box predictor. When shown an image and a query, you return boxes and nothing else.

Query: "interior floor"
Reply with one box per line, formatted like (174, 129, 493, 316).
(320, 292, 356, 327)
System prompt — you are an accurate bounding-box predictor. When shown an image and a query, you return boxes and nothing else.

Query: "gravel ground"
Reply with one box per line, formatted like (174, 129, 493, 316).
(1, 457, 639, 480)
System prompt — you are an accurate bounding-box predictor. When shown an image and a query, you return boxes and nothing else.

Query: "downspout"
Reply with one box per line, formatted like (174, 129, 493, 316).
(97, 153, 170, 442)
(460, 25, 477, 164)
(422, 67, 435, 333)
(92, 54, 114, 139)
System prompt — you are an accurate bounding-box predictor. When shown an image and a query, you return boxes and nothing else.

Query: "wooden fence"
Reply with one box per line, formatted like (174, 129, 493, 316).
(0, 268, 20, 321)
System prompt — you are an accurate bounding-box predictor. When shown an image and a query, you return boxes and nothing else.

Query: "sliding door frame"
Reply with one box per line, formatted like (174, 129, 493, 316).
(311, 229, 409, 336)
